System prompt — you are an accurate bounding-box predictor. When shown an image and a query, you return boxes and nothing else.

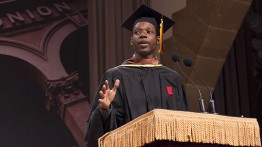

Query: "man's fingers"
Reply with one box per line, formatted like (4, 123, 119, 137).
(105, 80, 109, 90)
(98, 99, 102, 103)
(112, 79, 120, 91)
(99, 91, 104, 98)
(102, 84, 106, 93)
(98, 99, 105, 107)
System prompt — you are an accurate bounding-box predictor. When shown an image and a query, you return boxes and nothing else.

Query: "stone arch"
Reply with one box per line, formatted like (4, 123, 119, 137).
(0, 18, 81, 81)
(0, 16, 89, 147)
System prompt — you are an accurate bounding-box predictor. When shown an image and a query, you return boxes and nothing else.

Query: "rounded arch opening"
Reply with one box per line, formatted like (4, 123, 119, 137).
(0, 55, 77, 147)
(60, 26, 89, 96)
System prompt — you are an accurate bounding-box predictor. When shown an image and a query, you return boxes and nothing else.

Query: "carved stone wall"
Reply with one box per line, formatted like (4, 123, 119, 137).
(0, 1, 89, 147)
(161, 0, 253, 112)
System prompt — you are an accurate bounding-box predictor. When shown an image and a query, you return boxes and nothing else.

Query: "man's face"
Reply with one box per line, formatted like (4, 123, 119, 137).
(130, 21, 159, 58)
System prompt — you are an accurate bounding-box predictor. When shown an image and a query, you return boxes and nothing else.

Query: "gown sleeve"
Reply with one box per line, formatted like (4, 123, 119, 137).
(84, 68, 127, 147)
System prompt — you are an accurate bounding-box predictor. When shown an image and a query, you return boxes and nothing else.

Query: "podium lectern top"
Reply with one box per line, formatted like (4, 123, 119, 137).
(98, 109, 261, 147)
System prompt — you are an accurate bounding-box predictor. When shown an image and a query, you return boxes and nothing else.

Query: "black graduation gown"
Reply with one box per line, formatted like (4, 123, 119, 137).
(85, 65, 189, 147)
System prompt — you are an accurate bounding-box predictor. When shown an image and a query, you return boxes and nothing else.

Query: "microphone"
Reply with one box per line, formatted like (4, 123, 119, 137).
(172, 53, 206, 113)
(183, 58, 217, 114)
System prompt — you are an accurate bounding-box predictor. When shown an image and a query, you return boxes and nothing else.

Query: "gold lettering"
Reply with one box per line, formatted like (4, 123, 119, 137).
(54, 2, 71, 12)
(0, 1, 76, 32)
(25, 9, 35, 20)
(37, 6, 52, 16)
(6, 11, 25, 24)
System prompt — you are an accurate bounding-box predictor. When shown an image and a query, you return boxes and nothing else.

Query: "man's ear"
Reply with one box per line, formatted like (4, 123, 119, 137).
(157, 36, 160, 45)
(130, 37, 133, 46)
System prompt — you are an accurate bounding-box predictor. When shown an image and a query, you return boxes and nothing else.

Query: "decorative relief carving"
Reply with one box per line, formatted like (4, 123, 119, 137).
(45, 72, 87, 118)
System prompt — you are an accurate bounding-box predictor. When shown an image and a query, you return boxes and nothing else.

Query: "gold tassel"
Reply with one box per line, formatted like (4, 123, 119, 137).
(158, 17, 164, 54)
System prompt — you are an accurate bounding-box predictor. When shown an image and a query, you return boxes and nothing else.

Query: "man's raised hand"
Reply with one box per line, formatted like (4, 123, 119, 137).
(98, 79, 120, 109)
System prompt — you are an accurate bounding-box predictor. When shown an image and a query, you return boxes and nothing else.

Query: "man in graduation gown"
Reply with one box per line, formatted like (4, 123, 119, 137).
(85, 4, 189, 147)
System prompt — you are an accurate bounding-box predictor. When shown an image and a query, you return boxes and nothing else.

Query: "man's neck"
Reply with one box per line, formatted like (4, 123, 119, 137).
(122, 56, 159, 65)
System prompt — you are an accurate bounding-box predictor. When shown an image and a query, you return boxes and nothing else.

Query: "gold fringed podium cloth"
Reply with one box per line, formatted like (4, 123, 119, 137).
(98, 109, 261, 147)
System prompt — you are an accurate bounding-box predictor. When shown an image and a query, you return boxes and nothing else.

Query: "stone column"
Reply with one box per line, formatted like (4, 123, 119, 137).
(46, 72, 90, 147)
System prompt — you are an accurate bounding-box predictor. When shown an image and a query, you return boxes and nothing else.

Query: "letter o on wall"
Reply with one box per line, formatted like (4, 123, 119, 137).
(37, 6, 52, 16)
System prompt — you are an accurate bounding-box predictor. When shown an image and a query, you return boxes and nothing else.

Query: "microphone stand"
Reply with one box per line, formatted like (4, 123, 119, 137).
(191, 66, 217, 114)
(184, 58, 217, 114)
(175, 61, 206, 113)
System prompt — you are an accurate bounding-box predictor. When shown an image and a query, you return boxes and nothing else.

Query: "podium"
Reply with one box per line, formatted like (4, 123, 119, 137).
(98, 109, 261, 147)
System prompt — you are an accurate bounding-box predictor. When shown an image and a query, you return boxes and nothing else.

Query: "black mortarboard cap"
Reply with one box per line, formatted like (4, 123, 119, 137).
(121, 4, 175, 33)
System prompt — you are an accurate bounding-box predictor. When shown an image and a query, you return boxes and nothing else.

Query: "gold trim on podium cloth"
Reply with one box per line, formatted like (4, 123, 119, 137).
(98, 109, 261, 147)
